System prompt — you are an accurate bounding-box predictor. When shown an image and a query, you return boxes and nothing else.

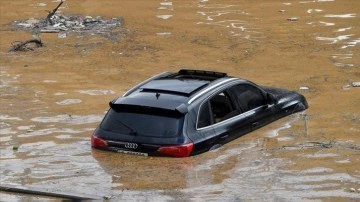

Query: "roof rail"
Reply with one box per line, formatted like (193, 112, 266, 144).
(177, 69, 227, 79)
(188, 78, 239, 104)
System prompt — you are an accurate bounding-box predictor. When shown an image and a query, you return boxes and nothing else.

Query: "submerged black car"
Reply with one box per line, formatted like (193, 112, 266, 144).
(92, 69, 308, 157)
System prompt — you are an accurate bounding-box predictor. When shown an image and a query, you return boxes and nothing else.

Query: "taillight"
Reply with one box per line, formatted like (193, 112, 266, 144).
(157, 143, 194, 157)
(91, 135, 108, 148)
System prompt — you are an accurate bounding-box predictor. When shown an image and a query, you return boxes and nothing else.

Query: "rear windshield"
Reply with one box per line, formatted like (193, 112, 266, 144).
(100, 109, 184, 138)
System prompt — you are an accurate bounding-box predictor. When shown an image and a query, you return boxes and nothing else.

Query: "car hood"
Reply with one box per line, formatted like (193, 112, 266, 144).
(262, 85, 308, 110)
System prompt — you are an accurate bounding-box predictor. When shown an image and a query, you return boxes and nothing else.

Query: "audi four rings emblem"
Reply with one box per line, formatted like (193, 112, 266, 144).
(125, 142, 138, 149)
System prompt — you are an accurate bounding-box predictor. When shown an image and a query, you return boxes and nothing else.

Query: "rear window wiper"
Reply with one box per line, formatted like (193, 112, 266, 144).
(116, 120, 138, 135)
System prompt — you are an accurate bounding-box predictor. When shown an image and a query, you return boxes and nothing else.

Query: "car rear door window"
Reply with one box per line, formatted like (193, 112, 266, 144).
(231, 84, 267, 112)
(197, 90, 239, 128)
(197, 101, 212, 128)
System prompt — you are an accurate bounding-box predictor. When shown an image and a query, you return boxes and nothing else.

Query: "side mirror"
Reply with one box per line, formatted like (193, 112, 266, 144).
(267, 93, 277, 105)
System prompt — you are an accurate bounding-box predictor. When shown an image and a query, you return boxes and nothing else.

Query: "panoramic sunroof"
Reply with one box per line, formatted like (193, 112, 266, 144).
(140, 79, 209, 96)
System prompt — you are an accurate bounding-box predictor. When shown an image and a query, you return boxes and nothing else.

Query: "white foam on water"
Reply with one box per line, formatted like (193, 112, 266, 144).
(77, 89, 115, 95)
(31, 114, 103, 125)
(55, 134, 73, 139)
(335, 159, 351, 163)
(0, 147, 16, 159)
(0, 128, 16, 135)
(156, 15, 173, 20)
(334, 62, 353, 67)
(325, 13, 356, 18)
(266, 114, 301, 138)
(156, 32, 172, 36)
(160, 2, 172, 6)
(0, 115, 22, 121)
(316, 34, 354, 44)
(21, 141, 57, 151)
(319, 21, 335, 26)
(336, 27, 352, 32)
(332, 53, 353, 59)
(56, 99, 82, 105)
(277, 136, 294, 142)
(301, 153, 339, 158)
(36, 3, 47, 7)
(198, 4, 235, 9)
(193, 143, 257, 172)
(341, 38, 360, 49)
(307, 9, 323, 13)
(17, 127, 93, 138)
(43, 80, 57, 83)
(298, 167, 334, 174)
(54, 92, 67, 95)
(17, 125, 36, 130)
(0, 135, 12, 142)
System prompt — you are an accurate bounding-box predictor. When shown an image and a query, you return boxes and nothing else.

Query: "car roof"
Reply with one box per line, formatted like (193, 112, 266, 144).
(140, 79, 209, 96)
(112, 69, 244, 113)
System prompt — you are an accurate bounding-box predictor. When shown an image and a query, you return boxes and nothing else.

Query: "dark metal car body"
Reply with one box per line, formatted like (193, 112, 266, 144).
(92, 69, 308, 157)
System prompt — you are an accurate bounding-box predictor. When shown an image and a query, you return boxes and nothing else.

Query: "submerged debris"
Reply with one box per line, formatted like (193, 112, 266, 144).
(352, 82, 360, 87)
(12, 0, 124, 40)
(8, 39, 44, 52)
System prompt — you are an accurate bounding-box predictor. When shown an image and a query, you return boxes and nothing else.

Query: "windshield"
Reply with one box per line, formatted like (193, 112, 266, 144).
(100, 109, 184, 137)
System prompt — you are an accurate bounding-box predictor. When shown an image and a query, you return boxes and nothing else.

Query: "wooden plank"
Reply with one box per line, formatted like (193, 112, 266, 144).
(0, 184, 103, 200)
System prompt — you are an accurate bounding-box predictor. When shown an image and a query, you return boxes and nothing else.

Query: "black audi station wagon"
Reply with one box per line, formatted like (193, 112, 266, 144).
(92, 69, 308, 157)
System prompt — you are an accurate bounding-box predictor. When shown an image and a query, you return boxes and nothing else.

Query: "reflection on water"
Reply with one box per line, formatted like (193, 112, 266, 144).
(196, 3, 264, 40)
(309, 6, 359, 68)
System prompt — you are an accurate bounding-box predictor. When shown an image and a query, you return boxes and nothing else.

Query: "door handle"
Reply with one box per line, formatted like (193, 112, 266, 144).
(252, 122, 259, 127)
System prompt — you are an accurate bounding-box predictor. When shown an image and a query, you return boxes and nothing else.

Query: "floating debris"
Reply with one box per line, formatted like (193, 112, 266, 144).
(156, 32, 172, 36)
(46, 0, 64, 25)
(299, 86, 309, 90)
(157, 15, 173, 20)
(342, 84, 351, 90)
(352, 82, 360, 87)
(12, 0, 124, 40)
(8, 39, 44, 52)
(14, 14, 124, 36)
(287, 17, 299, 21)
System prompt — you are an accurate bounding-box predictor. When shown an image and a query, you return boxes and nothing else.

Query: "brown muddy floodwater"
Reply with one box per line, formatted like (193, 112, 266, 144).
(0, 0, 359, 201)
